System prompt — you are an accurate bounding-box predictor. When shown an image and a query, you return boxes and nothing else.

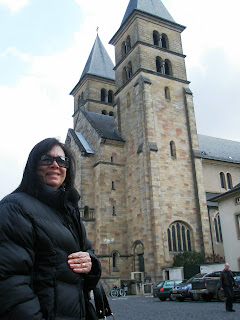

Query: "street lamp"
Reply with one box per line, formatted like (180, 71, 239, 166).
(104, 238, 115, 275)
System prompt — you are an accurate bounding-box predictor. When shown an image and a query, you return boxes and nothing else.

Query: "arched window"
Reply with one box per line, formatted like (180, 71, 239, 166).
(218, 215, 223, 242)
(121, 42, 126, 56)
(122, 36, 131, 56)
(165, 87, 170, 100)
(214, 217, 219, 242)
(227, 173, 233, 189)
(161, 33, 169, 49)
(168, 222, 192, 252)
(214, 214, 223, 242)
(176, 223, 182, 251)
(182, 226, 187, 251)
(172, 225, 177, 251)
(78, 95, 81, 107)
(101, 89, 106, 102)
(170, 141, 176, 158)
(84, 206, 89, 219)
(126, 61, 132, 79)
(153, 30, 160, 46)
(127, 92, 131, 107)
(108, 90, 113, 103)
(113, 252, 119, 269)
(167, 229, 172, 251)
(156, 57, 162, 73)
(78, 92, 84, 108)
(126, 36, 131, 53)
(111, 181, 115, 190)
(165, 59, 172, 76)
(156, 58, 172, 75)
(220, 172, 226, 189)
(187, 230, 191, 251)
(122, 67, 127, 84)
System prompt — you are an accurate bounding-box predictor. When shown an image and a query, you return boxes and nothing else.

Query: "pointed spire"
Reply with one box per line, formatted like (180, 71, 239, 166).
(80, 35, 115, 81)
(121, 0, 175, 26)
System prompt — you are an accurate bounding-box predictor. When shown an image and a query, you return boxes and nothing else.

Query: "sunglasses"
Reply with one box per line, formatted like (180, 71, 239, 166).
(39, 155, 69, 168)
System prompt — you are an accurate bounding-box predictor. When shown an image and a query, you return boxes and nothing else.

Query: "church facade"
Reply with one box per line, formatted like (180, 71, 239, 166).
(66, 0, 240, 283)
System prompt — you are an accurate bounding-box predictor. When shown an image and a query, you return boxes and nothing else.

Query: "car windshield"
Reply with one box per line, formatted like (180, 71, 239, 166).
(186, 273, 207, 283)
(156, 282, 164, 287)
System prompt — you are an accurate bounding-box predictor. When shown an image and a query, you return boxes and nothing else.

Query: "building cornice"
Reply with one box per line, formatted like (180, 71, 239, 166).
(110, 10, 186, 45)
(70, 74, 116, 96)
(115, 68, 189, 96)
(114, 40, 186, 71)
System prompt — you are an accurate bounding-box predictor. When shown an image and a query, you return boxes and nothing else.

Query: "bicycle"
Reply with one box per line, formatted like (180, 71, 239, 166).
(109, 285, 126, 297)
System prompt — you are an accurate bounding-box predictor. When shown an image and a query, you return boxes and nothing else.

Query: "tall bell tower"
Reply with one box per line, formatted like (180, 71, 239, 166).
(68, 0, 213, 283)
(109, 0, 212, 279)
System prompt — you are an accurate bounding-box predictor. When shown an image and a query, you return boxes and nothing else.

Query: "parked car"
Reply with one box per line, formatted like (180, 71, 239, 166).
(189, 271, 221, 302)
(233, 276, 240, 300)
(189, 271, 240, 302)
(171, 275, 202, 302)
(153, 280, 182, 301)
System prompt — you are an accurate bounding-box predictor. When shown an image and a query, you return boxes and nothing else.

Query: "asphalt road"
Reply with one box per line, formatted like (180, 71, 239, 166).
(108, 295, 240, 320)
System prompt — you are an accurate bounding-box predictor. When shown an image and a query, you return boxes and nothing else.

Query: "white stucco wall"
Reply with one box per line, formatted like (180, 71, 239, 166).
(218, 193, 240, 271)
(163, 267, 184, 280)
(200, 263, 225, 273)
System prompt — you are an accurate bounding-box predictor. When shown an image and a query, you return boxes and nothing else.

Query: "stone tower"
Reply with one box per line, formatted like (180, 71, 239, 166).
(67, 0, 213, 283)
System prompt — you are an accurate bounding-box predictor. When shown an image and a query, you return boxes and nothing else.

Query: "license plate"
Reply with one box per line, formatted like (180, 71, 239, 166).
(196, 290, 201, 293)
(172, 290, 177, 293)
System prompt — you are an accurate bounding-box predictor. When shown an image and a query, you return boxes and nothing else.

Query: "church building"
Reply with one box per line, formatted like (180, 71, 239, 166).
(66, 0, 240, 283)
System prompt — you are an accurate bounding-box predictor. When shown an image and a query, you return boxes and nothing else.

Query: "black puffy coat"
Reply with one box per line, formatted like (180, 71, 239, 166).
(0, 184, 101, 320)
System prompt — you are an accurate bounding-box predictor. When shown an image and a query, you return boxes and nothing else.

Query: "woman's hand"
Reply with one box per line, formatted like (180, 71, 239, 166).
(68, 251, 92, 274)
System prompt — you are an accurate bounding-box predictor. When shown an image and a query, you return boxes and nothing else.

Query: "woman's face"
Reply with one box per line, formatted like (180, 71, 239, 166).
(37, 145, 67, 189)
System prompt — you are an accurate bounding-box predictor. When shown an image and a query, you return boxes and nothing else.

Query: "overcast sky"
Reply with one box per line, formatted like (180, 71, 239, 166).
(0, 0, 239, 199)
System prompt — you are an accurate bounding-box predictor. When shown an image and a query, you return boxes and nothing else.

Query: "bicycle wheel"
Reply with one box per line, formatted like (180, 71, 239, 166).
(110, 289, 118, 298)
(119, 289, 126, 297)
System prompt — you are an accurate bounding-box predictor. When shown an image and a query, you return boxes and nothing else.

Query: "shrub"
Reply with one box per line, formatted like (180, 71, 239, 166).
(173, 251, 206, 267)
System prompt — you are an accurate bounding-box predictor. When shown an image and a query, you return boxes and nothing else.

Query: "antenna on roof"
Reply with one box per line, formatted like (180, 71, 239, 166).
(96, 26, 99, 34)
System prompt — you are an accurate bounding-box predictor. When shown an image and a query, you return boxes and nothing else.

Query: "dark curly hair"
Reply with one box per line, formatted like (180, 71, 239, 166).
(14, 138, 76, 194)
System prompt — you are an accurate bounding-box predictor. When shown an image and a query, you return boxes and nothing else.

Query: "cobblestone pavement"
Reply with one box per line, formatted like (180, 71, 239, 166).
(108, 295, 240, 320)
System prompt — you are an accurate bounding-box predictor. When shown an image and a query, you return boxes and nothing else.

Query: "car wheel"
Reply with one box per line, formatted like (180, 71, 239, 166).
(191, 293, 200, 301)
(217, 289, 226, 302)
(169, 294, 176, 301)
(159, 297, 166, 301)
(177, 297, 185, 302)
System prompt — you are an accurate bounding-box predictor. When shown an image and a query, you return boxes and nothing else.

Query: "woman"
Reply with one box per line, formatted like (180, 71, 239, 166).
(0, 138, 101, 319)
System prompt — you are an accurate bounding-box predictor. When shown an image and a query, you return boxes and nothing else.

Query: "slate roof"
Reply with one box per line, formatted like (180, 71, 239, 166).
(67, 129, 95, 155)
(121, 0, 175, 26)
(210, 183, 240, 202)
(80, 35, 115, 81)
(83, 111, 124, 142)
(206, 192, 220, 207)
(75, 131, 94, 154)
(196, 134, 240, 164)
